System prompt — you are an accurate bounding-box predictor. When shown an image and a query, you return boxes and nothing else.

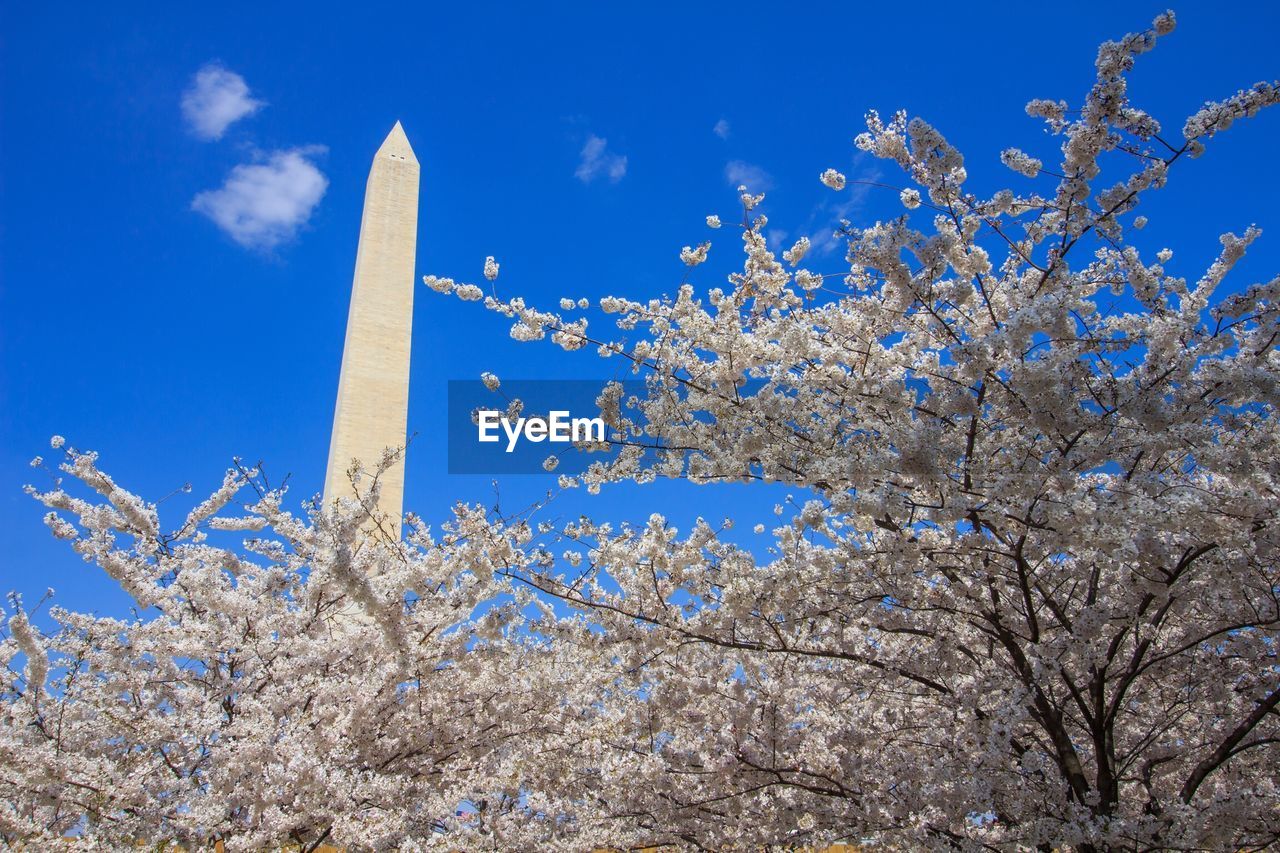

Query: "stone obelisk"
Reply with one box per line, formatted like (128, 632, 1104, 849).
(323, 122, 418, 534)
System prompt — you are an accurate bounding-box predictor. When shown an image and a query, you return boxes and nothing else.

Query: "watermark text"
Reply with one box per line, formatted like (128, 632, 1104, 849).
(477, 410, 606, 452)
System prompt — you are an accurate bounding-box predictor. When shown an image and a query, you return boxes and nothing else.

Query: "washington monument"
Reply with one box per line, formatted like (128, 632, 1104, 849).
(323, 122, 419, 533)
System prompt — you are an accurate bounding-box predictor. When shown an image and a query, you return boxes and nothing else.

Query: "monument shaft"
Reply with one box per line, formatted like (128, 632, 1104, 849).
(323, 122, 418, 532)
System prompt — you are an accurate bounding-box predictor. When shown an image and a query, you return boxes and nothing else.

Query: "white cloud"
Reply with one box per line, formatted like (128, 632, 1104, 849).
(575, 135, 627, 184)
(182, 64, 265, 141)
(713, 118, 731, 139)
(192, 147, 328, 250)
(724, 160, 773, 191)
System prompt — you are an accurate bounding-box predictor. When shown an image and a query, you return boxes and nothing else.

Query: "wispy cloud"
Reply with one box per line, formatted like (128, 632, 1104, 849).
(192, 147, 328, 250)
(724, 160, 773, 191)
(181, 64, 265, 141)
(713, 118, 731, 139)
(575, 135, 627, 184)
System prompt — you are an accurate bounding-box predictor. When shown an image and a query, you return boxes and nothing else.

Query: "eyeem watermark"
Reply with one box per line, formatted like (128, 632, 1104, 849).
(448, 379, 639, 475)
(477, 410, 606, 452)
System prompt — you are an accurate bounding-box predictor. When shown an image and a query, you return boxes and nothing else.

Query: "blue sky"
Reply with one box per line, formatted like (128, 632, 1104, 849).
(3, 1, 1279, 620)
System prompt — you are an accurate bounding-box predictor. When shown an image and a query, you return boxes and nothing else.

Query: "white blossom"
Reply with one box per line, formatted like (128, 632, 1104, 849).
(795, 269, 823, 291)
(423, 274, 455, 293)
(738, 186, 764, 211)
(1000, 147, 1042, 177)
(680, 242, 710, 266)
(820, 168, 846, 190)
(782, 236, 810, 266)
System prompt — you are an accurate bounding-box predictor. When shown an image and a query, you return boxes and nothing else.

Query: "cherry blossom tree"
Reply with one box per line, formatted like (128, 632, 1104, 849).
(430, 10, 1280, 850)
(6, 10, 1280, 852)
(2, 447, 569, 850)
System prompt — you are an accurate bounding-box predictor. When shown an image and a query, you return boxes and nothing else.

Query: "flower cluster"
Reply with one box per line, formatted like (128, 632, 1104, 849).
(679, 242, 710, 266)
(820, 168, 846, 190)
